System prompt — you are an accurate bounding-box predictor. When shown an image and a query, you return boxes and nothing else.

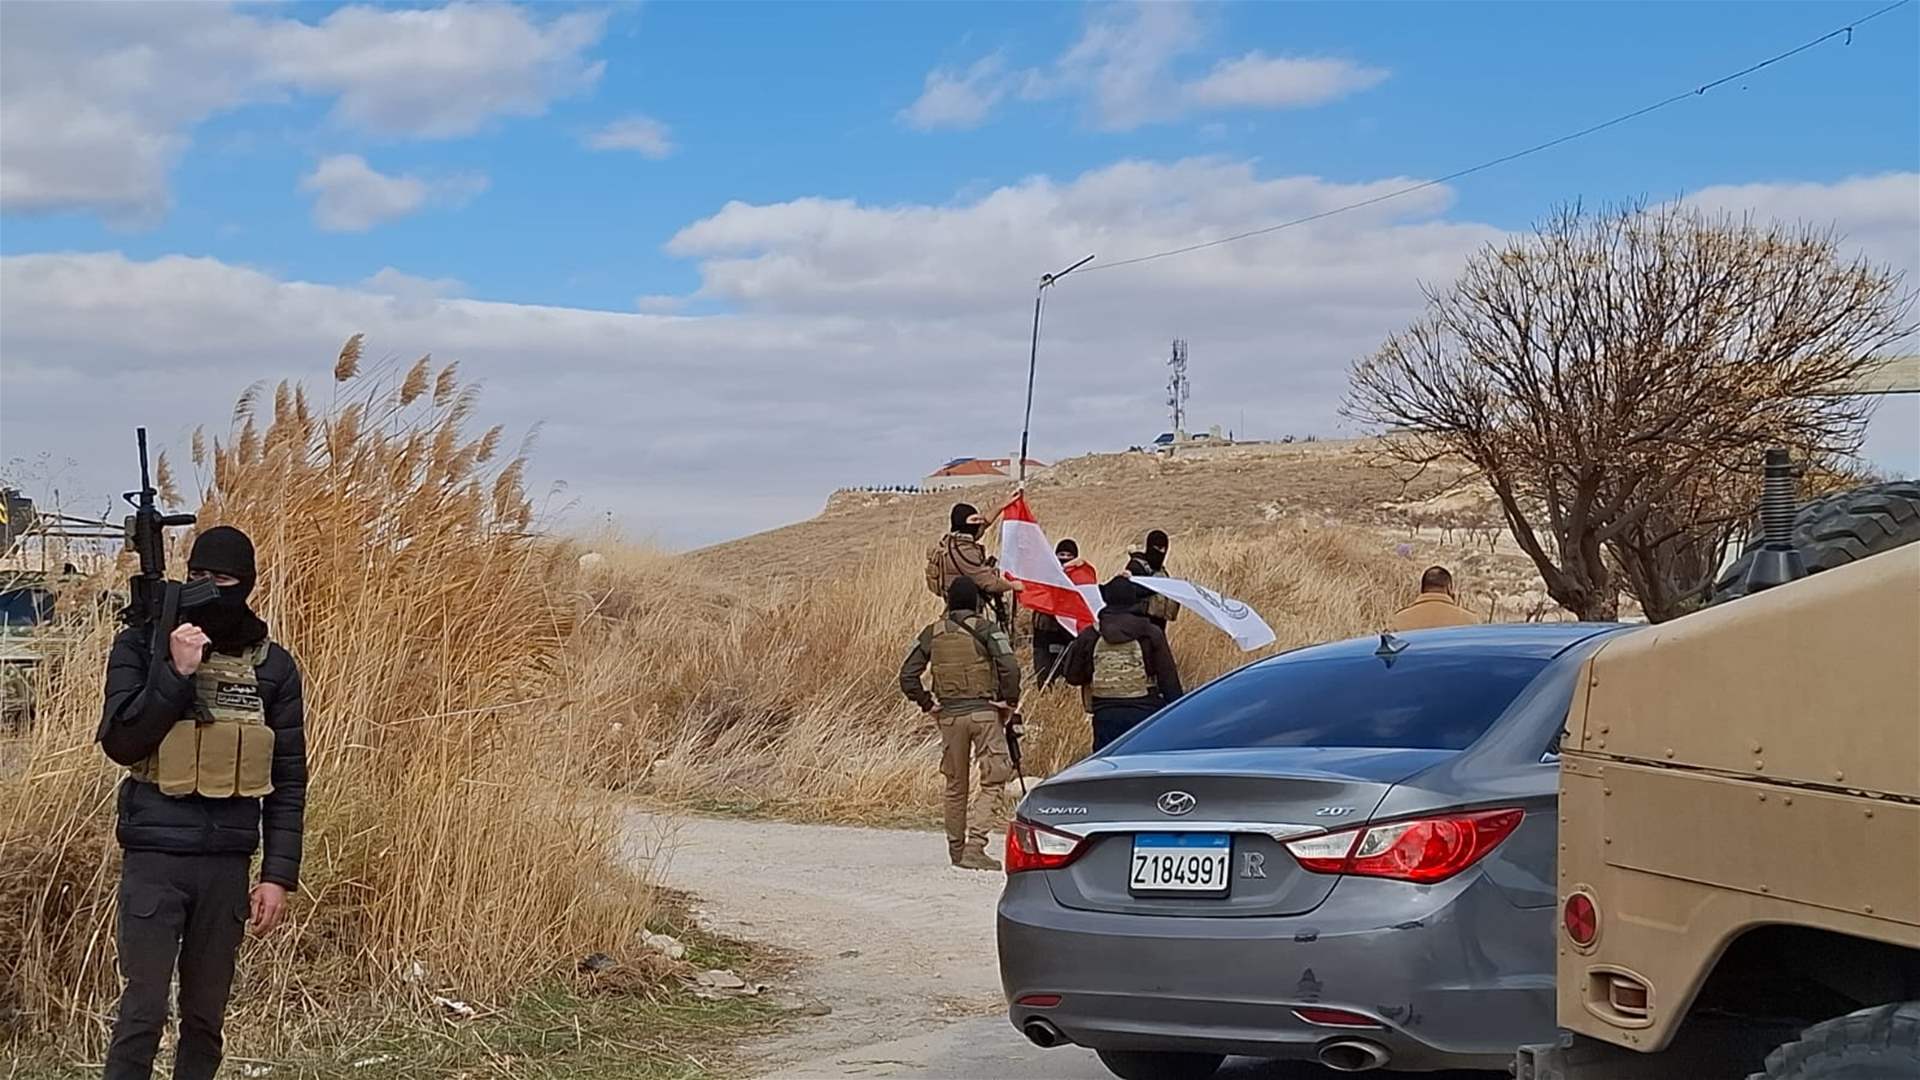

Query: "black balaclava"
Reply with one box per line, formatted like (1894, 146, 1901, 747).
(187, 525, 268, 651)
(946, 576, 982, 613)
(1055, 539, 1079, 560)
(949, 502, 981, 537)
(1144, 529, 1170, 571)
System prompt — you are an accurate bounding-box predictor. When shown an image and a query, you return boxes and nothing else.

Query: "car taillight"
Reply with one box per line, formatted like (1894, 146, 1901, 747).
(1285, 808, 1524, 884)
(1005, 818, 1088, 873)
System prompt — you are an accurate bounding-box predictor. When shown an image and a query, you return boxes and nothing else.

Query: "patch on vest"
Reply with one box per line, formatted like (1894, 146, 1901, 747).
(215, 681, 263, 711)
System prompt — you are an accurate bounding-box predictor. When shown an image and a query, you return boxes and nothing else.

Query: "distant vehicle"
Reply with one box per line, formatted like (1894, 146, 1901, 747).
(999, 622, 1632, 1078)
(2, 571, 71, 731)
(1153, 433, 1176, 447)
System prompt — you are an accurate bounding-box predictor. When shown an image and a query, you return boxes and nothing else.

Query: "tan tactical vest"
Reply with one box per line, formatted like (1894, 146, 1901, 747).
(129, 642, 276, 799)
(1146, 591, 1179, 624)
(929, 616, 997, 701)
(1090, 637, 1151, 699)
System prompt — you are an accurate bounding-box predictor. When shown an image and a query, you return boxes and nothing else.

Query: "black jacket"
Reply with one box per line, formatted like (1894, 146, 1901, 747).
(1061, 608, 1184, 705)
(1032, 610, 1077, 659)
(1125, 552, 1176, 628)
(98, 626, 309, 890)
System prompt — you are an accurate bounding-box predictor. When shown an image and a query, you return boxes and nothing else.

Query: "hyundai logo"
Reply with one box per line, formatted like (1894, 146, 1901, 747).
(1156, 791, 1197, 816)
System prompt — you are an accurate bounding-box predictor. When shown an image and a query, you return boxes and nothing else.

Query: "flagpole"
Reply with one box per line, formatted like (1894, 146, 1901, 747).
(1019, 254, 1095, 485)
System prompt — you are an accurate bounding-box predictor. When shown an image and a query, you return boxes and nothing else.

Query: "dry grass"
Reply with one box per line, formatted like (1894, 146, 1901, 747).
(568, 513, 1414, 826)
(1, 340, 652, 1057)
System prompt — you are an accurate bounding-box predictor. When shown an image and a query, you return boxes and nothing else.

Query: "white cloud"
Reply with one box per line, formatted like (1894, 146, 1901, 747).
(1184, 51, 1389, 110)
(635, 294, 688, 314)
(586, 115, 675, 158)
(299, 155, 485, 232)
(899, 54, 1011, 132)
(259, 4, 604, 139)
(364, 267, 467, 300)
(1041, 1, 1207, 130)
(0, 2, 603, 220)
(905, 3, 1386, 133)
(4, 168, 1914, 546)
(1682, 174, 1920, 279)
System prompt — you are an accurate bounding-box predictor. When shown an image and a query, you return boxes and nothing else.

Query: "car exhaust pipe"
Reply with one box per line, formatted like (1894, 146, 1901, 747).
(1022, 1019, 1066, 1048)
(1318, 1039, 1391, 1072)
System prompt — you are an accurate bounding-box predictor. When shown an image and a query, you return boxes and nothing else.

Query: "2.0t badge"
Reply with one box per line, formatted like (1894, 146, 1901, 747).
(1156, 791, 1196, 816)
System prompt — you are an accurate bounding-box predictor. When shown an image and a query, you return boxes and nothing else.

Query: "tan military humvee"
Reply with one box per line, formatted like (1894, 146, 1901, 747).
(1518, 480, 1920, 1079)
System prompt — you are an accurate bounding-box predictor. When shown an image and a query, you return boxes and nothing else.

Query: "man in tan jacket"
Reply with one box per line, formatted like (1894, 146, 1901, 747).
(1387, 565, 1480, 631)
(926, 502, 1021, 617)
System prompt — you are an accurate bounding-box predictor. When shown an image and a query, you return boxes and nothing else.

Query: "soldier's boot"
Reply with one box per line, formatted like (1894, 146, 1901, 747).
(956, 844, 1002, 872)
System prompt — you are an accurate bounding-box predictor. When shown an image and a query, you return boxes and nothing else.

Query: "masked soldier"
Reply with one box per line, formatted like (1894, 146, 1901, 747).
(1126, 528, 1180, 629)
(899, 577, 1022, 870)
(926, 501, 1020, 622)
(1031, 538, 1094, 687)
(96, 525, 308, 1080)
(1063, 576, 1184, 753)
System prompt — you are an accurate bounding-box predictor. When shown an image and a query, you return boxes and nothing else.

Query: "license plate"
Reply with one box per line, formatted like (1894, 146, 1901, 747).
(1129, 833, 1231, 894)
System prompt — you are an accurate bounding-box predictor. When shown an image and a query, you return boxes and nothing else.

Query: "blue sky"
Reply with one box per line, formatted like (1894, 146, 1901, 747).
(2, 1, 1916, 543)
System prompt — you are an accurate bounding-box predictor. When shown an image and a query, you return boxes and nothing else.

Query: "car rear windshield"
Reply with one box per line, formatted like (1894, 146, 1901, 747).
(1117, 652, 1551, 753)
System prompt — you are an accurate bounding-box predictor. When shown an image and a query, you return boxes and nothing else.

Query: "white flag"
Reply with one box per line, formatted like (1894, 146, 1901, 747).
(1131, 576, 1276, 652)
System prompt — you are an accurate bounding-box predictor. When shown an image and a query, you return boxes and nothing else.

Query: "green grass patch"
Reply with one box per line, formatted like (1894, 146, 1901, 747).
(8, 981, 781, 1080)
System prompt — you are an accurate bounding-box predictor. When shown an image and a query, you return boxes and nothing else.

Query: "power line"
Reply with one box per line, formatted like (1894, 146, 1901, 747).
(1081, 0, 1913, 275)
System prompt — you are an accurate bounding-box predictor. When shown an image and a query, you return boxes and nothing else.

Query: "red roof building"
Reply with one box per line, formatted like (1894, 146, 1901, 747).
(923, 456, 1048, 488)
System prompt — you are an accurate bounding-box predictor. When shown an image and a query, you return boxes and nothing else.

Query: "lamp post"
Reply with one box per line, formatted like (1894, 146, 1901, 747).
(1019, 254, 1096, 485)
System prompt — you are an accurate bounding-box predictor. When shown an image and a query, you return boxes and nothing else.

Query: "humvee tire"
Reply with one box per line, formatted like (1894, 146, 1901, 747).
(1711, 480, 1920, 604)
(1749, 1001, 1920, 1079)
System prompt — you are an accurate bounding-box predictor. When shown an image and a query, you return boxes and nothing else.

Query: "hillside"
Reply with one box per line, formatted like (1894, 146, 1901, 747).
(690, 439, 1560, 621)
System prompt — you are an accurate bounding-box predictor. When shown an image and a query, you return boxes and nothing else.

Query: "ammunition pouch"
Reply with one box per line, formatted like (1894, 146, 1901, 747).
(130, 641, 275, 799)
(1146, 591, 1179, 623)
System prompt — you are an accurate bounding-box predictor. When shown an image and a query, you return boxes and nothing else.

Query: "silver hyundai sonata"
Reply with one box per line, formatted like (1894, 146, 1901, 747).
(998, 623, 1630, 1078)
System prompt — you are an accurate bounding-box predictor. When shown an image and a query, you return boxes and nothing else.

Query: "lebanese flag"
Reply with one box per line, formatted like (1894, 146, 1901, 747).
(998, 492, 1103, 635)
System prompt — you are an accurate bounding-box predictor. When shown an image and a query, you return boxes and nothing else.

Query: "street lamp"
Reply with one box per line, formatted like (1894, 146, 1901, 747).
(1019, 253, 1096, 484)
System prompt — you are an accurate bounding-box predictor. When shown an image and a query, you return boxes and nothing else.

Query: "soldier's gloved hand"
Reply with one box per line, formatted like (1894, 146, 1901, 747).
(169, 623, 210, 677)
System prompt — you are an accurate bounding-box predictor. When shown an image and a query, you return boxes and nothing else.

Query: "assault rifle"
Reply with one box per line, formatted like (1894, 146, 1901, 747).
(997, 703, 1028, 796)
(120, 428, 217, 642)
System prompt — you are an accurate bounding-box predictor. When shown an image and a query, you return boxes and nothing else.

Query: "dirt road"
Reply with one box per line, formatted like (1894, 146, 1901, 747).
(623, 812, 1101, 1078)
(624, 813, 1494, 1080)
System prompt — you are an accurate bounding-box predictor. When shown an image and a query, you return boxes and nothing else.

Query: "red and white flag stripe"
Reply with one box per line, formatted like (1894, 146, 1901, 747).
(998, 492, 1103, 635)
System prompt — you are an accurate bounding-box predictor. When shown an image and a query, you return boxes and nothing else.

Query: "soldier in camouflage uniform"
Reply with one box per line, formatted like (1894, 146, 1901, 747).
(926, 502, 1021, 619)
(899, 577, 1022, 870)
(1063, 576, 1184, 753)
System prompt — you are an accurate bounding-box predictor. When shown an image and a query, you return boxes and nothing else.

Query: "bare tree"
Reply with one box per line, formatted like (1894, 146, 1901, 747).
(1346, 201, 1913, 621)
